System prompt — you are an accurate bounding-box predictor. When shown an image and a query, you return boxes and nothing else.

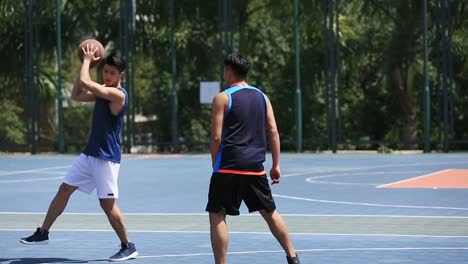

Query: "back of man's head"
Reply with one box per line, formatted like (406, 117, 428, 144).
(224, 53, 251, 79)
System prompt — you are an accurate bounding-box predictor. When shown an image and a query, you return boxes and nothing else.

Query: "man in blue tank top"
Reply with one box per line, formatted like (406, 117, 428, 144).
(206, 53, 301, 264)
(20, 44, 138, 261)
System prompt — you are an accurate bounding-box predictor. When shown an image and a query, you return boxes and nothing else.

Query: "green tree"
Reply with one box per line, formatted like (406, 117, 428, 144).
(0, 100, 25, 144)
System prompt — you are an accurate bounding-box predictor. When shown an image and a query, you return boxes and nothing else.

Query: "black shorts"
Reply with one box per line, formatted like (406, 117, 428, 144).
(205, 173, 276, 215)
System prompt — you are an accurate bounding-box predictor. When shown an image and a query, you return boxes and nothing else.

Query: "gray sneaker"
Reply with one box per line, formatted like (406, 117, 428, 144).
(109, 242, 138, 261)
(287, 254, 301, 264)
(19, 228, 49, 245)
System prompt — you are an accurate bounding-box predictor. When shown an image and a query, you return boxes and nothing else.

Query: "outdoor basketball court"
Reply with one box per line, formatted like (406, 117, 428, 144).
(1, 153, 468, 263)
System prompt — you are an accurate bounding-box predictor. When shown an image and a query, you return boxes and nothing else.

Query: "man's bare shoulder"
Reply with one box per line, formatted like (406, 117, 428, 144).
(213, 92, 228, 103)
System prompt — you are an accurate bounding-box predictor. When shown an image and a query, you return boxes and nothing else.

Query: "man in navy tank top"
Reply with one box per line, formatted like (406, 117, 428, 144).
(206, 53, 301, 264)
(20, 44, 138, 261)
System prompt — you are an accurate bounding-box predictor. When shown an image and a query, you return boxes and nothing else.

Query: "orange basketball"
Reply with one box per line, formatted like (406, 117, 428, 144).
(78, 39, 105, 68)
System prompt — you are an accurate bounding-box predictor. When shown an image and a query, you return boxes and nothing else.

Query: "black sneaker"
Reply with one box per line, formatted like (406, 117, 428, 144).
(109, 242, 139, 261)
(287, 254, 301, 264)
(19, 228, 49, 245)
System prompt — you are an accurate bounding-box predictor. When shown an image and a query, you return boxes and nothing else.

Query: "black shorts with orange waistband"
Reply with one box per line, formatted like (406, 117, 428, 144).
(205, 172, 276, 216)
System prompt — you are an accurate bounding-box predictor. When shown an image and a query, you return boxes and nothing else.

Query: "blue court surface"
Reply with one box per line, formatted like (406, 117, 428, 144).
(1, 153, 468, 263)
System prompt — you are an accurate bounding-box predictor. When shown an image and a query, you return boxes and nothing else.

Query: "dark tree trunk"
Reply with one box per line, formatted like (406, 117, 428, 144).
(392, 65, 418, 150)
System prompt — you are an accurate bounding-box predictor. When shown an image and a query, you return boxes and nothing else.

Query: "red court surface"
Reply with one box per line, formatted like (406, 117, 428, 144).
(379, 169, 468, 189)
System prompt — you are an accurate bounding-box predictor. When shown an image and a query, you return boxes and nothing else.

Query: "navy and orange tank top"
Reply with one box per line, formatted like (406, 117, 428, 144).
(83, 87, 128, 163)
(213, 82, 268, 175)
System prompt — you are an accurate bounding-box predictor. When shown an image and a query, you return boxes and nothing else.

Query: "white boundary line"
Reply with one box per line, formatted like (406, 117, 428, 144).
(2, 212, 468, 218)
(137, 247, 468, 259)
(306, 170, 425, 181)
(305, 179, 378, 186)
(282, 161, 468, 178)
(0, 176, 63, 183)
(273, 194, 468, 211)
(3, 229, 468, 238)
(10, 246, 462, 260)
(0, 165, 70, 177)
(377, 169, 453, 188)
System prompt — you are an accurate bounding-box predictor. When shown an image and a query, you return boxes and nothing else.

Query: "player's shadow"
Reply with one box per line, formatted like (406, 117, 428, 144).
(0, 258, 107, 264)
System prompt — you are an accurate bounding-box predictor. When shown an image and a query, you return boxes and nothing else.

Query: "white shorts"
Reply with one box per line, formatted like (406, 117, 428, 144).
(64, 153, 120, 199)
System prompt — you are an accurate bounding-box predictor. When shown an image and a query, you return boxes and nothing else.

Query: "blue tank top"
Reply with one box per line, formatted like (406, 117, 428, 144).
(83, 87, 128, 163)
(213, 83, 268, 175)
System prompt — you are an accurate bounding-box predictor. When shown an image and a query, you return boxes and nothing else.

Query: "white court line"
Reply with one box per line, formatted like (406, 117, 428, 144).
(137, 247, 468, 259)
(0, 228, 313, 235)
(305, 179, 379, 186)
(0, 171, 66, 175)
(273, 194, 468, 211)
(292, 169, 443, 180)
(3, 229, 468, 238)
(376, 169, 452, 188)
(0, 165, 70, 177)
(282, 161, 468, 178)
(305, 171, 427, 186)
(0, 176, 63, 183)
(2, 212, 468, 218)
(283, 168, 357, 177)
(306, 170, 425, 181)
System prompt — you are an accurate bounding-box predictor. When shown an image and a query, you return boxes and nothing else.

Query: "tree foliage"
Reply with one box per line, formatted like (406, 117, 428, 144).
(0, 0, 466, 151)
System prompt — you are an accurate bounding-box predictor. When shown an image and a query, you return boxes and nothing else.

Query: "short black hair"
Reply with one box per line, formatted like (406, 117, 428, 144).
(224, 52, 251, 78)
(104, 52, 126, 72)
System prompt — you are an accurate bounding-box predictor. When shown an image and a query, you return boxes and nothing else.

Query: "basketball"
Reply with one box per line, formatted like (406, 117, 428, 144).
(78, 39, 105, 68)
